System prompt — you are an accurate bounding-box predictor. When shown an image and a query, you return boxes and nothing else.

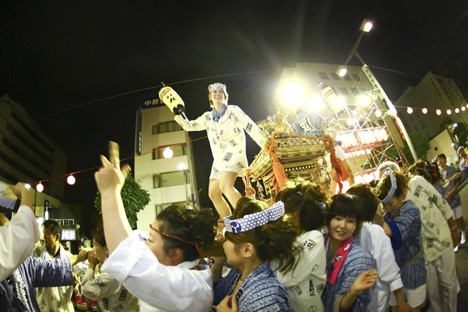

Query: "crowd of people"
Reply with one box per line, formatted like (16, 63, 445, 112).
(0, 82, 466, 311)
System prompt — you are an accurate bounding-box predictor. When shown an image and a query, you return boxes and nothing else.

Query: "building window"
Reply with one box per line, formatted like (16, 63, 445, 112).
(152, 121, 182, 135)
(153, 171, 187, 188)
(318, 72, 329, 80)
(350, 88, 360, 95)
(331, 73, 341, 80)
(339, 87, 349, 95)
(152, 144, 187, 160)
(352, 74, 361, 81)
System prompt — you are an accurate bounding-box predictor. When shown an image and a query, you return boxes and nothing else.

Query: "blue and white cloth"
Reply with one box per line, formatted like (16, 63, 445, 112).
(322, 242, 375, 312)
(384, 200, 426, 289)
(214, 262, 292, 311)
(0, 256, 74, 311)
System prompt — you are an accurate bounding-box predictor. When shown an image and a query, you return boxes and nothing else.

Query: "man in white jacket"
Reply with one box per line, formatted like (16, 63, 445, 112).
(0, 182, 39, 281)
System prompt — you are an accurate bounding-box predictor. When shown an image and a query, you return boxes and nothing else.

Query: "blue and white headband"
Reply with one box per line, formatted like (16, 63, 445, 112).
(224, 201, 285, 233)
(380, 169, 397, 204)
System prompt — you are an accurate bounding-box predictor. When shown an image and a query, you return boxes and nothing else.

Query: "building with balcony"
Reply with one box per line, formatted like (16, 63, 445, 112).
(134, 99, 198, 230)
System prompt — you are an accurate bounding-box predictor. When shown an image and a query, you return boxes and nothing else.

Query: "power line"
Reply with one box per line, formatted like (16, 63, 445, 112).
(39, 69, 279, 119)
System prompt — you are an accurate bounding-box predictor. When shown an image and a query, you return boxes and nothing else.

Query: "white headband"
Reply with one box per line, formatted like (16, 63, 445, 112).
(224, 201, 285, 233)
(208, 82, 227, 93)
(380, 169, 397, 204)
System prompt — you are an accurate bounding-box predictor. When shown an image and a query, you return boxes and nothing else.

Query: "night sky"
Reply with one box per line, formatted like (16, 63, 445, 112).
(1, 0, 467, 211)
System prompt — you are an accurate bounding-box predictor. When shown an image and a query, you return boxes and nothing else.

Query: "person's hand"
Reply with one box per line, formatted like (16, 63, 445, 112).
(451, 228, 461, 247)
(350, 269, 379, 294)
(11, 182, 27, 198)
(396, 301, 412, 312)
(244, 185, 256, 198)
(444, 190, 455, 202)
(87, 251, 100, 268)
(215, 295, 238, 312)
(76, 249, 89, 263)
(94, 141, 131, 195)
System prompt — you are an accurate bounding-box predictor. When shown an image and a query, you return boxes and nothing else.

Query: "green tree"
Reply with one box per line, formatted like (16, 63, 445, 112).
(402, 131, 430, 163)
(94, 174, 150, 229)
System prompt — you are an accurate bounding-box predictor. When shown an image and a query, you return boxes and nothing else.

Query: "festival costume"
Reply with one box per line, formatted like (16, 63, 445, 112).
(355, 222, 403, 312)
(82, 263, 139, 312)
(102, 230, 213, 312)
(273, 230, 326, 312)
(0, 256, 74, 311)
(214, 262, 292, 312)
(406, 176, 458, 312)
(174, 105, 266, 179)
(383, 200, 426, 303)
(322, 236, 376, 312)
(32, 244, 74, 311)
(0, 205, 39, 281)
(288, 112, 325, 137)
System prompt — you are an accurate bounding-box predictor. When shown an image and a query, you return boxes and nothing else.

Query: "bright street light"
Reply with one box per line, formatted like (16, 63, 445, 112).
(281, 82, 305, 106)
(360, 19, 373, 32)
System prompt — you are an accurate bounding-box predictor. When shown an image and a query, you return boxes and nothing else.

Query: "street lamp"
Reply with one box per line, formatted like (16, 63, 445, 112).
(337, 19, 373, 77)
(337, 19, 418, 162)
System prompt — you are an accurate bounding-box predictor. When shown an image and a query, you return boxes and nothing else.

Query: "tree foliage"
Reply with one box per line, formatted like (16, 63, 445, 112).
(94, 174, 150, 229)
(402, 131, 430, 163)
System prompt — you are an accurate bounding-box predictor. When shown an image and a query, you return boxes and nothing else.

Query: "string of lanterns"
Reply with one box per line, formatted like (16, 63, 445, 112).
(395, 103, 468, 116)
(28, 139, 206, 193)
(27, 100, 468, 193)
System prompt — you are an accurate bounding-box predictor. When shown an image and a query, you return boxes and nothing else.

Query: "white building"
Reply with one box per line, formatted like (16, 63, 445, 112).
(396, 71, 467, 140)
(134, 99, 198, 230)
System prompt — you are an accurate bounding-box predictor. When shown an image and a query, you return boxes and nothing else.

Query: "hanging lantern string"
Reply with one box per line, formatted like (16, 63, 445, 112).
(32, 135, 209, 187)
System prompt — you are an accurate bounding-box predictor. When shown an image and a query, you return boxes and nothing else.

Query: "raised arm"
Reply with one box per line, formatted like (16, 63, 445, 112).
(94, 142, 132, 254)
(0, 183, 39, 281)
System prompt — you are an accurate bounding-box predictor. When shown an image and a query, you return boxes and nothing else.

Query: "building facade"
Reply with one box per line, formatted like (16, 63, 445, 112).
(396, 71, 467, 141)
(134, 99, 198, 230)
(0, 95, 67, 216)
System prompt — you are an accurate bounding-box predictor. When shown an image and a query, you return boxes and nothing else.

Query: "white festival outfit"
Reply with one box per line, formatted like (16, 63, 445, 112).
(82, 262, 139, 312)
(406, 175, 458, 312)
(273, 230, 326, 312)
(173, 84, 267, 180)
(33, 244, 75, 311)
(102, 230, 213, 312)
(0, 205, 39, 281)
(356, 222, 403, 311)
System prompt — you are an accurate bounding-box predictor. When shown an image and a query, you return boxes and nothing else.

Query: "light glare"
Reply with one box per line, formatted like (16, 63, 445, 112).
(67, 175, 76, 185)
(36, 182, 44, 193)
(163, 147, 174, 159)
(281, 83, 305, 106)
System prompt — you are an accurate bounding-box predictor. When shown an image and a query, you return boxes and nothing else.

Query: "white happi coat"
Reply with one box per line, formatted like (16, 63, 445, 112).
(0, 206, 39, 281)
(102, 231, 213, 312)
(273, 230, 326, 312)
(357, 222, 403, 311)
(33, 244, 75, 312)
(175, 105, 267, 179)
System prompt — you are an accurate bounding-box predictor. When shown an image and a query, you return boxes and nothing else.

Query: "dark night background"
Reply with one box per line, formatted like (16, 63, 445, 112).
(0, 0, 467, 226)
